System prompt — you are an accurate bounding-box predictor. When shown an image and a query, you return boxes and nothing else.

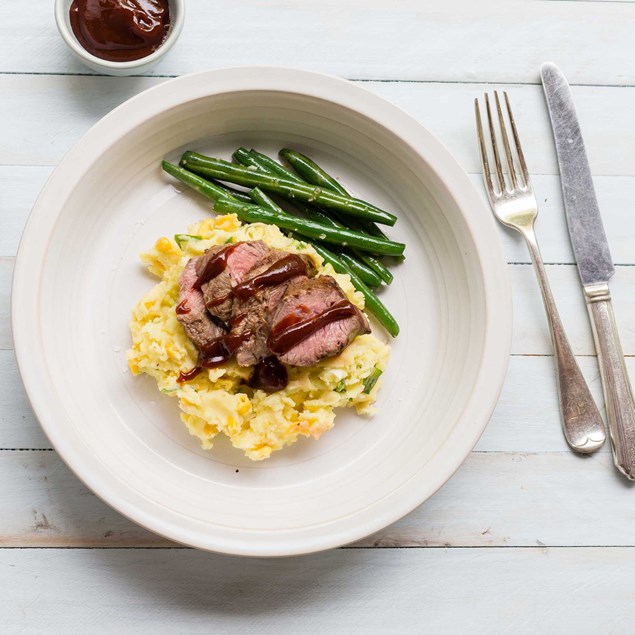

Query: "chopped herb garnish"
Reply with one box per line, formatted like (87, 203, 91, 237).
(174, 234, 202, 249)
(224, 236, 234, 244)
(362, 366, 382, 394)
(335, 380, 346, 393)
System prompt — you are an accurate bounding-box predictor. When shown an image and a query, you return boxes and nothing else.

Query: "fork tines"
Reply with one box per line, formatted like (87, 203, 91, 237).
(475, 91, 530, 197)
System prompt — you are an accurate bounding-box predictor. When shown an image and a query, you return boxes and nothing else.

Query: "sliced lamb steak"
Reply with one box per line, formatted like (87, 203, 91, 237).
(176, 239, 368, 376)
(269, 275, 370, 367)
(176, 257, 226, 354)
(198, 240, 270, 323)
(231, 251, 317, 367)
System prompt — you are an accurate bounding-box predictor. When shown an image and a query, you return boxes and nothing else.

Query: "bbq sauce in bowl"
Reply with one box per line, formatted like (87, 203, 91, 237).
(69, 0, 171, 62)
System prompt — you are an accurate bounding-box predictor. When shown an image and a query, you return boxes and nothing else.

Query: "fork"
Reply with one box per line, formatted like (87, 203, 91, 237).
(475, 91, 605, 454)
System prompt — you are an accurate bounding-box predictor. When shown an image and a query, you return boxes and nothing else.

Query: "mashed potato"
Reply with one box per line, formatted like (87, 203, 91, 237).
(127, 214, 390, 460)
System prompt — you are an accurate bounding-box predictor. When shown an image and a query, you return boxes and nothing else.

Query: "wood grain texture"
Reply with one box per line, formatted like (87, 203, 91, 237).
(3, 1, 635, 87)
(510, 263, 635, 356)
(3, 77, 635, 177)
(3, 547, 635, 634)
(2, 449, 634, 549)
(0, 166, 51, 256)
(0, 259, 12, 350)
(469, 174, 635, 266)
(478, 355, 610, 453)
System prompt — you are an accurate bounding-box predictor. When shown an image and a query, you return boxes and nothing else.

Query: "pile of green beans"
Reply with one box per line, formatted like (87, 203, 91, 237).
(233, 148, 393, 285)
(161, 147, 404, 337)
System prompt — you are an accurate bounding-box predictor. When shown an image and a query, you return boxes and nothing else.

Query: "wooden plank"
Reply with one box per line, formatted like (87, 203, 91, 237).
(469, 174, 635, 266)
(3, 76, 635, 178)
(0, 75, 161, 167)
(510, 263, 635, 355)
(0, 351, 47, 449)
(0, 166, 51, 257)
(2, 547, 635, 634)
(0, 352, 618, 453)
(0, 259, 12, 350)
(354, 452, 632, 548)
(1, 450, 633, 549)
(369, 81, 635, 177)
(3, 1, 635, 87)
(477, 355, 611, 453)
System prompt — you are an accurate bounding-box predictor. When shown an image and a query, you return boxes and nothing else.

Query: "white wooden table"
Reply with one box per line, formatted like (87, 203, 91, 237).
(3, 2, 635, 632)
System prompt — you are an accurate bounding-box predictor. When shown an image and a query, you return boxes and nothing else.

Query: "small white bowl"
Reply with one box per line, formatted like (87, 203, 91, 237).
(54, 0, 184, 76)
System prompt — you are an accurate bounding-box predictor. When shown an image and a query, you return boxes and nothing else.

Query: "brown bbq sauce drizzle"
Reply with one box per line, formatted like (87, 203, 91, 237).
(193, 243, 241, 289)
(268, 300, 358, 356)
(175, 298, 191, 315)
(233, 255, 308, 300)
(177, 366, 202, 383)
(176, 330, 252, 384)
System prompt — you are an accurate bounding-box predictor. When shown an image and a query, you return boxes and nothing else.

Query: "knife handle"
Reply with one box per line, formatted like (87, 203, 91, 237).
(585, 283, 635, 479)
(524, 231, 606, 453)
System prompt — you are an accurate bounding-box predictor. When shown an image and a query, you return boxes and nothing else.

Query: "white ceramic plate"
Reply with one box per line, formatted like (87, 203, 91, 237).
(13, 68, 512, 556)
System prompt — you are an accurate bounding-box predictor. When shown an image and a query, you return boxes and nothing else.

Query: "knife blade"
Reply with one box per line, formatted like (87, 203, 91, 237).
(541, 62, 635, 479)
(540, 62, 614, 287)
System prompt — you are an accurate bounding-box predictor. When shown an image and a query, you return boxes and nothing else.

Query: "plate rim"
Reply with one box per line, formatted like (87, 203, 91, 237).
(12, 66, 512, 556)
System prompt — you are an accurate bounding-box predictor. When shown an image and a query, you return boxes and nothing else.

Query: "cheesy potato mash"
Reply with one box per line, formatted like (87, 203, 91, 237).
(127, 214, 390, 460)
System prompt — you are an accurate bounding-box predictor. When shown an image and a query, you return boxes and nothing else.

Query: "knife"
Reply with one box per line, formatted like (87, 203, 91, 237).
(541, 62, 635, 480)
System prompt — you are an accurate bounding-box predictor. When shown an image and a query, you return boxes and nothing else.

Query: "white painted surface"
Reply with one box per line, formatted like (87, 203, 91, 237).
(3, 548, 635, 634)
(3, 0, 635, 631)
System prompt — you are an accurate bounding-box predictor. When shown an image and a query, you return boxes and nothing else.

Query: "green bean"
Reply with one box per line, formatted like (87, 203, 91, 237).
(247, 189, 398, 336)
(240, 148, 298, 182)
(247, 186, 282, 212)
(280, 148, 348, 196)
(279, 148, 390, 237)
(213, 198, 405, 257)
(359, 254, 393, 284)
(338, 252, 382, 288)
(180, 151, 397, 226)
(279, 148, 398, 273)
(238, 149, 392, 284)
(276, 148, 394, 278)
(233, 149, 335, 226)
(350, 275, 399, 336)
(248, 149, 370, 231)
(248, 187, 348, 273)
(210, 180, 253, 203)
(162, 160, 232, 200)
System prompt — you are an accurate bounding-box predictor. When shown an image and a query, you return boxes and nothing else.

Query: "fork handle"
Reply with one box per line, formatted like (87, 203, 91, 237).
(523, 229, 606, 453)
(585, 284, 635, 479)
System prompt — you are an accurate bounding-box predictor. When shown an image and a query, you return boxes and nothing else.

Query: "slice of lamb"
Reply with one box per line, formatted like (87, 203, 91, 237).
(176, 257, 226, 353)
(231, 252, 317, 367)
(269, 276, 370, 367)
(199, 240, 271, 323)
